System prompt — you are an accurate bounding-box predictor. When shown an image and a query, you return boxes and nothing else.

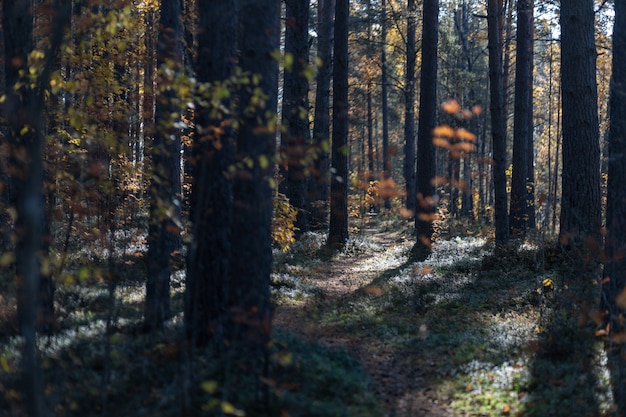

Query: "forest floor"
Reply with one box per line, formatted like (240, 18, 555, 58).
(271, 216, 617, 417)
(0, 216, 621, 417)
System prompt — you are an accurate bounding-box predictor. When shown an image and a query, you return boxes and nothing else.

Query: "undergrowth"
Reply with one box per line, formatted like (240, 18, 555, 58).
(0, 217, 618, 416)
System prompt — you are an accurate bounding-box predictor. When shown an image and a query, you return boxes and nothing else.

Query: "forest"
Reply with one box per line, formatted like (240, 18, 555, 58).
(1, 0, 625, 416)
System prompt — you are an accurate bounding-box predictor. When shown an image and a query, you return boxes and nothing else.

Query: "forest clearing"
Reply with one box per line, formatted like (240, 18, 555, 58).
(0, 216, 616, 416)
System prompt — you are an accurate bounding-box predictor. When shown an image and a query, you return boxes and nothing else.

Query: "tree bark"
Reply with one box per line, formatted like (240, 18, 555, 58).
(403, 0, 417, 213)
(144, 0, 183, 331)
(3, 1, 69, 414)
(509, 0, 534, 236)
(229, 0, 279, 373)
(413, 0, 438, 260)
(487, 0, 509, 246)
(309, 0, 334, 229)
(327, 0, 350, 249)
(603, 0, 626, 409)
(559, 0, 601, 247)
(184, 0, 236, 347)
(381, 0, 391, 210)
(282, 0, 310, 235)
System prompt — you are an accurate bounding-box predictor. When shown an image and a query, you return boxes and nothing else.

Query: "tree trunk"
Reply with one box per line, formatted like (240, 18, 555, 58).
(487, 0, 509, 246)
(184, 1, 237, 347)
(413, 0, 438, 260)
(559, 0, 601, 247)
(282, 0, 310, 235)
(381, 0, 391, 210)
(403, 0, 417, 213)
(327, 0, 349, 249)
(509, 0, 533, 236)
(229, 0, 279, 373)
(144, 0, 183, 331)
(309, 0, 334, 229)
(3, 1, 69, 415)
(603, 0, 626, 409)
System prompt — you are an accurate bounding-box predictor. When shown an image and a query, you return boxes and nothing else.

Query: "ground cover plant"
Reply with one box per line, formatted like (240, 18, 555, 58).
(0, 215, 618, 416)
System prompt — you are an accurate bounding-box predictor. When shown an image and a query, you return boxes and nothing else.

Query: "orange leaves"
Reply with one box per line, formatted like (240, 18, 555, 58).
(617, 286, 626, 309)
(432, 99, 478, 159)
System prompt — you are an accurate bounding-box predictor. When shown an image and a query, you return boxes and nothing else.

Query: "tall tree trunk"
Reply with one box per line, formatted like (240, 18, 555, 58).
(487, 0, 509, 246)
(310, 0, 334, 229)
(184, 1, 236, 347)
(413, 0, 438, 260)
(603, 0, 626, 409)
(327, 0, 349, 249)
(559, 0, 601, 247)
(144, 0, 183, 331)
(282, 0, 310, 235)
(229, 0, 279, 374)
(367, 83, 375, 177)
(509, 0, 534, 236)
(3, 1, 69, 414)
(403, 0, 417, 213)
(381, 0, 391, 210)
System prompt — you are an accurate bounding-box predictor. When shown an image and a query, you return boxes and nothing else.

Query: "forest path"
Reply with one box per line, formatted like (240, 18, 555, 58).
(272, 220, 456, 417)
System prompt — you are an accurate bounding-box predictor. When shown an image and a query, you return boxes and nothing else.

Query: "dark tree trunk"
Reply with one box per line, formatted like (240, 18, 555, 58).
(367, 83, 375, 176)
(603, 0, 626, 409)
(282, 0, 310, 235)
(309, 0, 334, 229)
(144, 0, 183, 331)
(3, 1, 69, 415)
(559, 0, 601, 247)
(381, 0, 391, 210)
(184, 1, 236, 347)
(487, 0, 509, 246)
(412, 0, 438, 260)
(3, 4, 44, 414)
(403, 0, 417, 213)
(327, 0, 349, 249)
(509, 0, 534, 236)
(229, 0, 279, 373)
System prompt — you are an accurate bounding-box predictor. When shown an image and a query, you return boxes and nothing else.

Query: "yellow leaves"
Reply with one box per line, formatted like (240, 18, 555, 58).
(221, 402, 245, 416)
(542, 278, 554, 290)
(201, 381, 219, 394)
(0, 252, 15, 267)
(1, 354, 14, 373)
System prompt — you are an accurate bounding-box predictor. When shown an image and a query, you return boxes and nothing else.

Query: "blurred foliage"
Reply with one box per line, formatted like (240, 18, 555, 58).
(272, 192, 298, 252)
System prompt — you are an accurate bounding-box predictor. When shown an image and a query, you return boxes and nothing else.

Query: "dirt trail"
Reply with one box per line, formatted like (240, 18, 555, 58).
(273, 225, 455, 417)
